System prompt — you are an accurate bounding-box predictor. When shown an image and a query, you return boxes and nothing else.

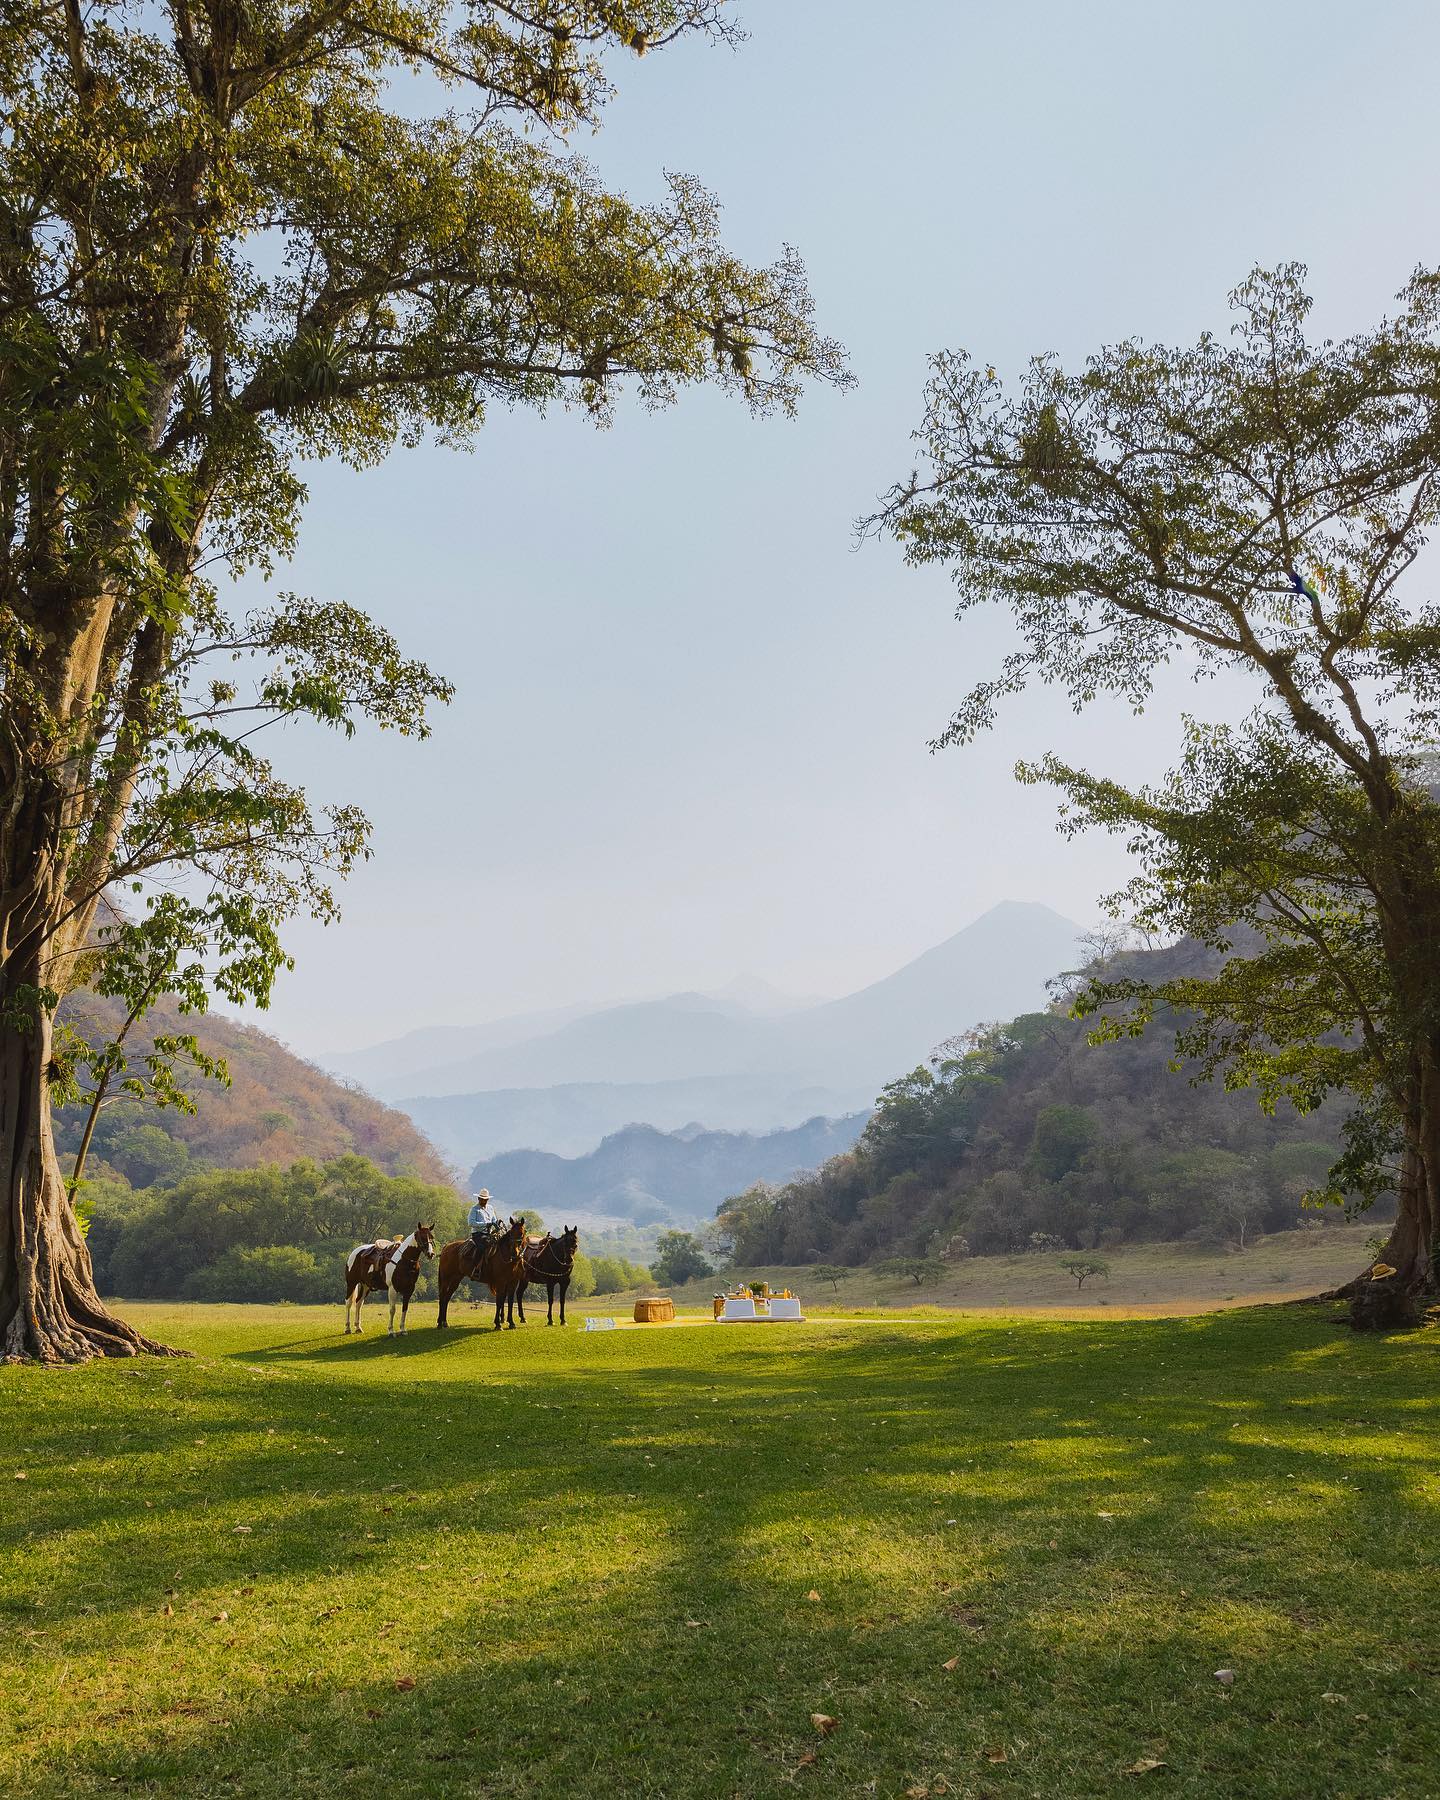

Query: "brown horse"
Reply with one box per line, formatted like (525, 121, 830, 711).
(344, 1224, 437, 1337)
(515, 1225, 580, 1326)
(436, 1216, 529, 1330)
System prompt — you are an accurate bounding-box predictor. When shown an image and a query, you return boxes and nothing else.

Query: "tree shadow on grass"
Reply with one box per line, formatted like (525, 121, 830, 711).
(3, 1308, 1438, 1795)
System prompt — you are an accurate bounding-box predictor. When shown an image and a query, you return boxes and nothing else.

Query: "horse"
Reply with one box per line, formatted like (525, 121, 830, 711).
(436, 1215, 529, 1330)
(515, 1225, 580, 1326)
(344, 1224, 437, 1337)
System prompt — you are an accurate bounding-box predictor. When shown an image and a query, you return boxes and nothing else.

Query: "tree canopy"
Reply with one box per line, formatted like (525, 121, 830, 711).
(872, 265, 1440, 1300)
(0, 0, 847, 1361)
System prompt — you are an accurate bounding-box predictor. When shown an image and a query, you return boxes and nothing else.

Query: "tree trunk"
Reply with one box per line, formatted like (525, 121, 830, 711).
(0, 955, 177, 1363)
(1385, 1060, 1440, 1292)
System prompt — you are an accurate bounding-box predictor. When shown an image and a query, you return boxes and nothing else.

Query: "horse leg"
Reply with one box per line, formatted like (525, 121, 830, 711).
(516, 1281, 527, 1325)
(344, 1282, 353, 1333)
(545, 1280, 555, 1325)
(438, 1249, 465, 1328)
(387, 1281, 399, 1337)
(558, 1276, 569, 1326)
(399, 1289, 410, 1336)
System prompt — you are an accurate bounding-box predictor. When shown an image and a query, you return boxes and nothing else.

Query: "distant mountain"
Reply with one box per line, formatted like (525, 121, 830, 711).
(320, 1000, 604, 1091)
(772, 900, 1086, 1088)
(376, 902, 1080, 1097)
(326, 976, 825, 1095)
(708, 974, 829, 1016)
(402, 1074, 874, 1164)
(321, 902, 1084, 1169)
(471, 1114, 871, 1228)
(387, 991, 787, 1098)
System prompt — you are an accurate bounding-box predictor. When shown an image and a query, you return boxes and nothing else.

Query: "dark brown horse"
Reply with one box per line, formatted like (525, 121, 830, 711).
(344, 1224, 437, 1336)
(436, 1216, 529, 1330)
(515, 1226, 580, 1326)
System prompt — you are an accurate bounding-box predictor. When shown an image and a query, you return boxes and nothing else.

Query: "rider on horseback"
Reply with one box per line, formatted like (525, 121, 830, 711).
(468, 1188, 502, 1254)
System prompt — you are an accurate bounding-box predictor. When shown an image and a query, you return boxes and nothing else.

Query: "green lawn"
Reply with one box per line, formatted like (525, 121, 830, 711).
(2, 1302, 1437, 1798)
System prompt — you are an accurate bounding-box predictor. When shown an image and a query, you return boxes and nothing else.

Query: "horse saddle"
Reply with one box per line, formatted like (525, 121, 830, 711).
(356, 1239, 400, 1280)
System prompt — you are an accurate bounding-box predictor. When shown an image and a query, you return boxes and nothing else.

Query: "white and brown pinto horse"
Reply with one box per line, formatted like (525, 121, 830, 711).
(344, 1224, 437, 1336)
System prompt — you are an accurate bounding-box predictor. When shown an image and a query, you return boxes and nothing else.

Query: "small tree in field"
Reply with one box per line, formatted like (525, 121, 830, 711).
(652, 1230, 713, 1288)
(0, 3, 846, 1361)
(808, 1265, 851, 1298)
(875, 1256, 945, 1288)
(1059, 1256, 1110, 1291)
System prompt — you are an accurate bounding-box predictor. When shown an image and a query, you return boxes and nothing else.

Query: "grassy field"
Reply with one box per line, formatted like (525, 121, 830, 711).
(656, 1223, 1382, 1317)
(3, 1298, 1437, 1798)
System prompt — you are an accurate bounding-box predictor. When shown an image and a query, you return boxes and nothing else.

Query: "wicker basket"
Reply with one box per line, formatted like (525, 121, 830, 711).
(633, 1296, 675, 1323)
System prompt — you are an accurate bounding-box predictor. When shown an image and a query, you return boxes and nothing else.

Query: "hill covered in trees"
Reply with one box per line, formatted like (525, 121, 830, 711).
(718, 939, 1376, 1270)
(56, 991, 453, 1190)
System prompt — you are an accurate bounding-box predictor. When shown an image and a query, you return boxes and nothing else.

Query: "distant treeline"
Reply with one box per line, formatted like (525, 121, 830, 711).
(84, 1156, 650, 1304)
(717, 982, 1378, 1269)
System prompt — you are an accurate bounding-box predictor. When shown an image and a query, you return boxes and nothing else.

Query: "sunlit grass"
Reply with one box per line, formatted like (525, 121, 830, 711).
(2, 1301, 1437, 1797)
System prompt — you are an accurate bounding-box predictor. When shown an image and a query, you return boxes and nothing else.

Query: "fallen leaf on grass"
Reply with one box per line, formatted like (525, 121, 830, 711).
(210, 1611, 228, 1624)
(394, 1676, 416, 1692)
(1126, 1758, 1167, 1774)
(13, 1472, 27, 1481)
(906, 1786, 930, 1798)
(983, 1747, 1008, 1764)
(805, 1590, 822, 1603)
(795, 1751, 818, 1769)
(232, 1525, 252, 1534)
(810, 1713, 839, 1736)
(160, 1604, 173, 1618)
(1213, 1669, 1234, 1686)
(1321, 1692, 1346, 1704)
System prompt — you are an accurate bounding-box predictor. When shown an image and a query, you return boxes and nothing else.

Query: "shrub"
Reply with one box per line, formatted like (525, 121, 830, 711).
(183, 1244, 330, 1303)
(590, 1255, 652, 1295)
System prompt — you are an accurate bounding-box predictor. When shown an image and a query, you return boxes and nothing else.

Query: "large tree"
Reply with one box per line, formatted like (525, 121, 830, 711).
(0, 1, 846, 1362)
(874, 265, 1440, 1304)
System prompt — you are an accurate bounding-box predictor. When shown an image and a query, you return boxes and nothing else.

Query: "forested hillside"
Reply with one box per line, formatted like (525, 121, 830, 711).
(57, 991, 452, 1188)
(719, 940, 1376, 1268)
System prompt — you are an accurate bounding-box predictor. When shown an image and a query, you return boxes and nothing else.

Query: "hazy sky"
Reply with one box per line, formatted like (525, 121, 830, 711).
(236, 0, 1440, 1058)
